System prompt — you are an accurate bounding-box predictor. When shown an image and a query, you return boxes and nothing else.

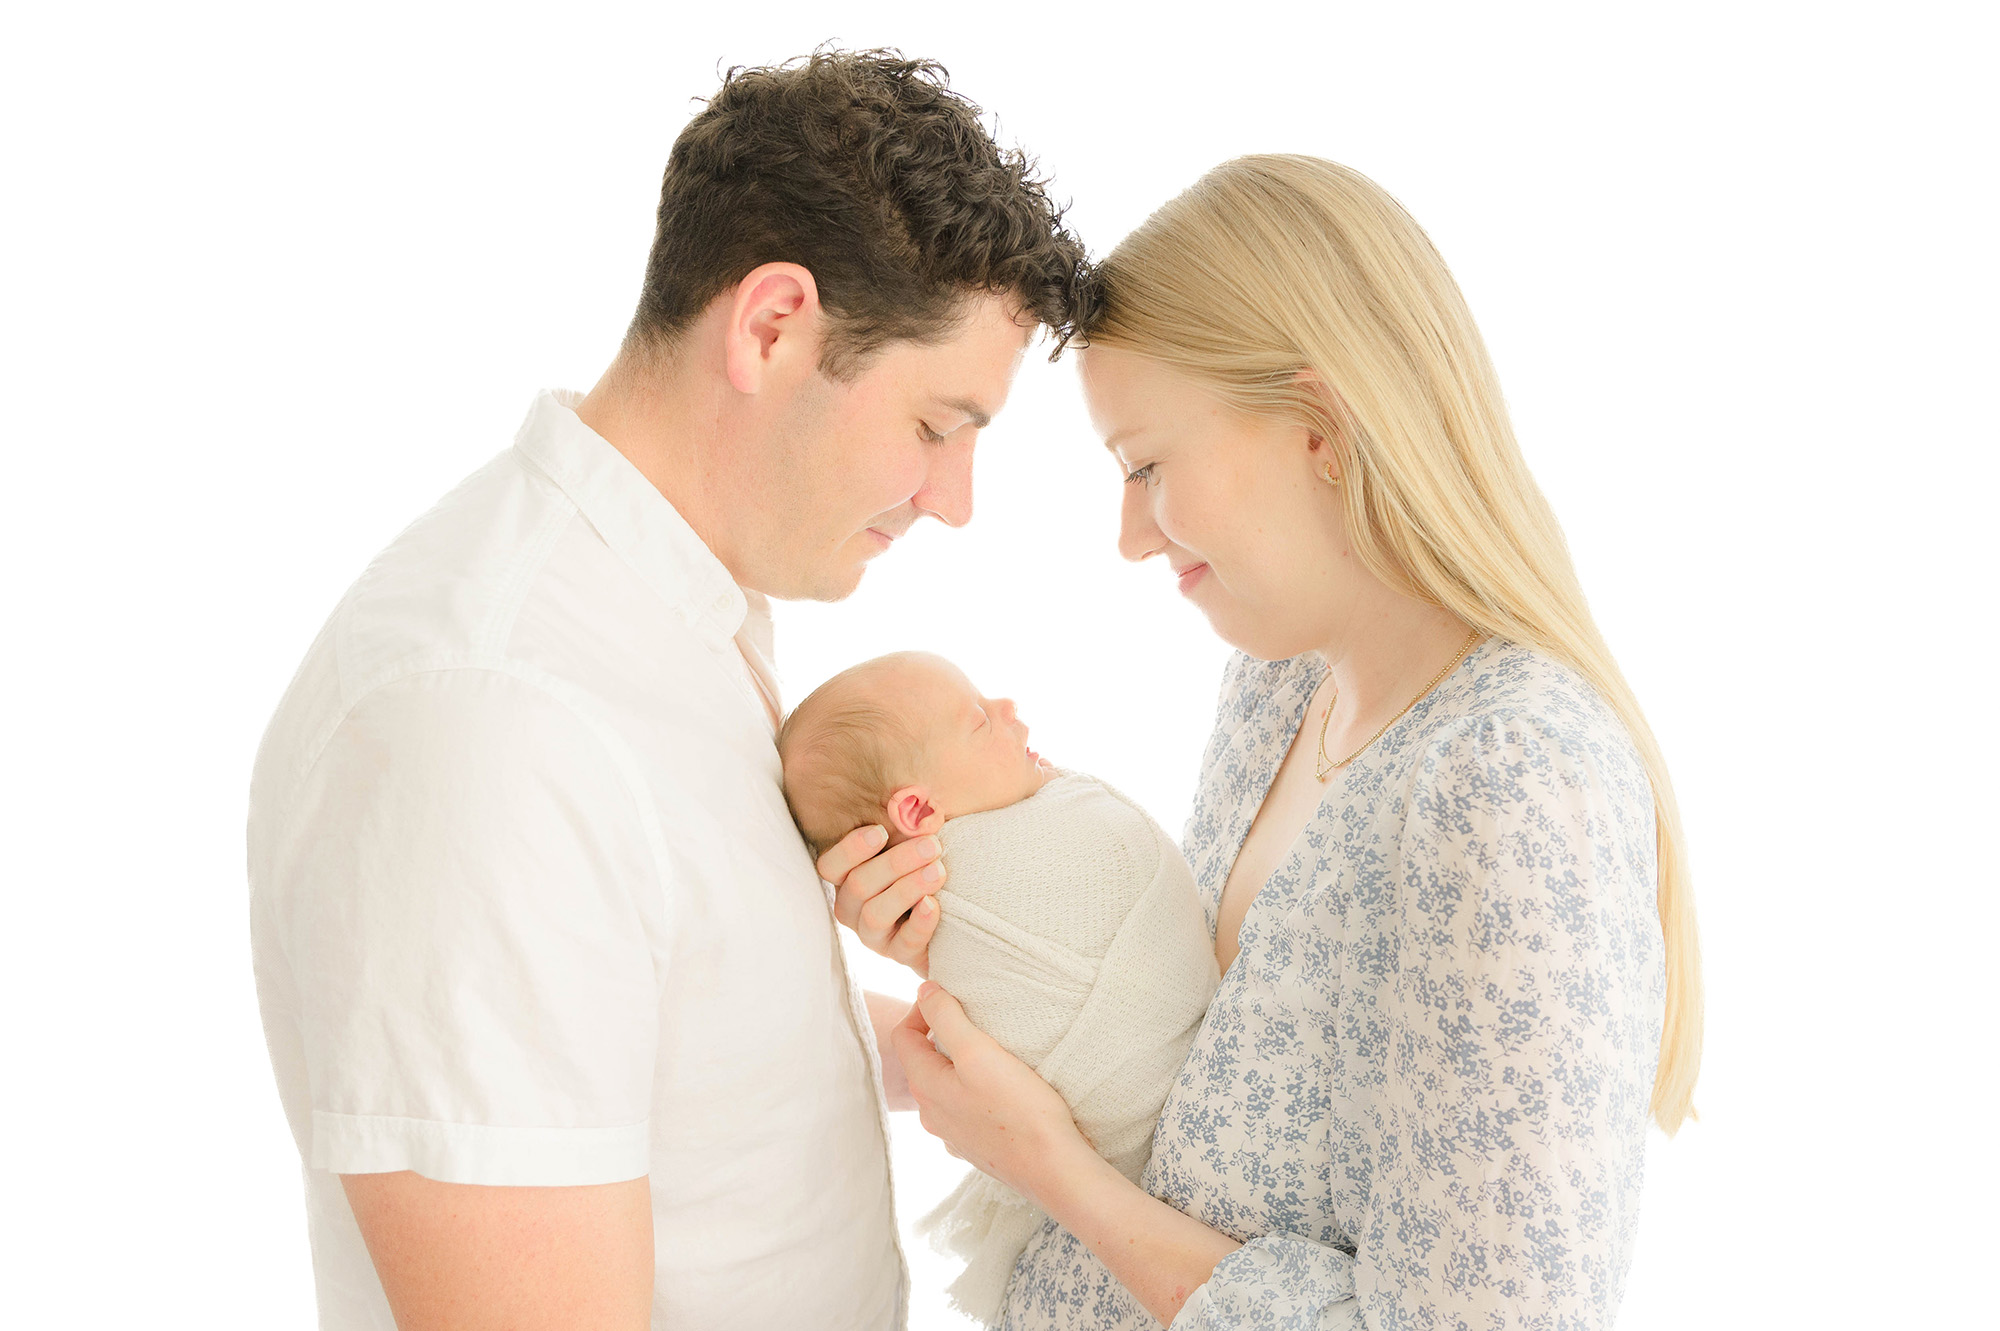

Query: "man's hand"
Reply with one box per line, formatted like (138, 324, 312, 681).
(340, 1172, 653, 1330)
(865, 990, 918, 1110)
(818, 824, 945, 975)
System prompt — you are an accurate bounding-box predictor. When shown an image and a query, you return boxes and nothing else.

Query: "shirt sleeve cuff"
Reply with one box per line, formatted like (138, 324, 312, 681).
(1171, 1234, 1361, 1329)
(310, 1110, 650, 1186)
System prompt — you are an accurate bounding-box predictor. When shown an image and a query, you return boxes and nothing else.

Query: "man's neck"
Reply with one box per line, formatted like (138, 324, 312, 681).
(575, 349, 740, 580)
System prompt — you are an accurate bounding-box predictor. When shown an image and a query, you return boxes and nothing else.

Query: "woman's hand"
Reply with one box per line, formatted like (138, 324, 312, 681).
(900, 984, 1244, 1326)
(893, 981, 1095, 1204)
(816, 825, 946, 976)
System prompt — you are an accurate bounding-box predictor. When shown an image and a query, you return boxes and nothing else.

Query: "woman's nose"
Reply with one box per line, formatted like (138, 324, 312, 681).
(1117, 484, 1163, 563)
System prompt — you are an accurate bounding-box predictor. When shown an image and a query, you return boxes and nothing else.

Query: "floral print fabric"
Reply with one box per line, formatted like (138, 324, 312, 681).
(997, 640, 1665, 1330)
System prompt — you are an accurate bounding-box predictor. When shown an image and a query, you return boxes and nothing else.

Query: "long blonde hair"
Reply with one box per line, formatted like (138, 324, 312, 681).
(1080, 155, 1702, 1134)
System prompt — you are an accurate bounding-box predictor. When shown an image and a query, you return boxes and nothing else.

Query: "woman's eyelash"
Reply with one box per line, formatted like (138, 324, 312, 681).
(919, 423, 945, 444)
(1124, 463, 1156, 485)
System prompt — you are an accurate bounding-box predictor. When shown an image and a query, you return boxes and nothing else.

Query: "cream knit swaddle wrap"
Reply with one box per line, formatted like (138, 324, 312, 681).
(918, 772, 1220, 1326)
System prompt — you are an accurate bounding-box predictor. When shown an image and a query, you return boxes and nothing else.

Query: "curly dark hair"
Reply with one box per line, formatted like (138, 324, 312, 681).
(628, 47, 1090, 377)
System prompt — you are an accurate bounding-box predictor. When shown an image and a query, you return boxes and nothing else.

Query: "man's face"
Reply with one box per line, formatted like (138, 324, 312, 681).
(743, 292, 1033, 601)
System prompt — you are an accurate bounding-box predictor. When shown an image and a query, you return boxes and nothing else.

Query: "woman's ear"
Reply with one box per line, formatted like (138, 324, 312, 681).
(1293, 368, 1353, 457)
(1303, 425, 1341, 487)
(884, 786, 943, 839)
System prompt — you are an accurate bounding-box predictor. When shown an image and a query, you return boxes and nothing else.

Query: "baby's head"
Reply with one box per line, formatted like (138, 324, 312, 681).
(779, 651, 1054, 857)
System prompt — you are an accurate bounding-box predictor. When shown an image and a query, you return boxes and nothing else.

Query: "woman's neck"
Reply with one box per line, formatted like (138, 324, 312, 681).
(1312, 591, 1475, 751)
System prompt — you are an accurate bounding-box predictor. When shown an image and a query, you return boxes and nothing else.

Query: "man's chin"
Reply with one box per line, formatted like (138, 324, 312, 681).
(785, 558, 869, 604)
(760, 534, 885, 603)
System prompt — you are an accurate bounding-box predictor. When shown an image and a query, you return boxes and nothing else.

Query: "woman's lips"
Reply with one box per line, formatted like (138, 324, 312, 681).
(1176, 563, 1209, 594)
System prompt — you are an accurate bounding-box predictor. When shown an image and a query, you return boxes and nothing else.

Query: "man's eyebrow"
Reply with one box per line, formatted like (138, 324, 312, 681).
(934, 397, 992, 430)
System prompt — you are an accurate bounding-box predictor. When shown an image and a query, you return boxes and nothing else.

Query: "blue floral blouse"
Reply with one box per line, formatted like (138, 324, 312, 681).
(996, 639, 1666, 1330)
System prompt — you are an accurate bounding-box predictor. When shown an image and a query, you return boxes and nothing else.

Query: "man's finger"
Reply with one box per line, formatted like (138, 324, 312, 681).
(885, 895, 939, 977)
(858, 864, 945, 939)
(816, 824, 889, 891)
(833, 836, 943, 932)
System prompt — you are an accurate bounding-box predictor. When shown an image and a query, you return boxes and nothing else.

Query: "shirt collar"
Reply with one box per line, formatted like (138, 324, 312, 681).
(511, 388, 749, 652)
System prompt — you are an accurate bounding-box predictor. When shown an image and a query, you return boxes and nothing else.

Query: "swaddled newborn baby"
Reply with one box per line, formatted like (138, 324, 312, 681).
(779, 652, 1220, 1325)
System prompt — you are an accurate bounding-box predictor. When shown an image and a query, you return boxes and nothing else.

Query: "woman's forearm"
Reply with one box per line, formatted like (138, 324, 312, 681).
(1028, 1140, 1241, 1326)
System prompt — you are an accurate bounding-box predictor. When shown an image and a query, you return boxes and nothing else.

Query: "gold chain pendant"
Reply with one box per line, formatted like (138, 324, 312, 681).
(1316, 628, 1482, 781)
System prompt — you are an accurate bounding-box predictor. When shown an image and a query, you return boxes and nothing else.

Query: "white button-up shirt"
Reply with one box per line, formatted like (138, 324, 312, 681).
(248, 390, 906, 1329)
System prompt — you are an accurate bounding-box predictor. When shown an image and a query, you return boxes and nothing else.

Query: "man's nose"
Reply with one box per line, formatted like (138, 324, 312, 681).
(914, 434, 976, 529)
(1117, 483, 1163, 563)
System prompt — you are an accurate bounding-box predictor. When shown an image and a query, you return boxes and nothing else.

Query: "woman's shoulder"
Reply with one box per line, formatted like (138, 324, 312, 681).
(1380, 639, 1655, 851)
(1407, 638, 1639, 767)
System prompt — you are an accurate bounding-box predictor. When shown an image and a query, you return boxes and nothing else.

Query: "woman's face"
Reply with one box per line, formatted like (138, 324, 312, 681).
(1079, 344, 1349, 661)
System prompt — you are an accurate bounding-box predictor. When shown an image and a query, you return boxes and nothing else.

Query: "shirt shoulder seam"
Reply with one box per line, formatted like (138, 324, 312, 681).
(471, 490, 579, 662)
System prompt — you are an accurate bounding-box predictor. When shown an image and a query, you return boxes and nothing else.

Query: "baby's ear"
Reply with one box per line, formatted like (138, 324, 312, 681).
(885, 786, 942, 839)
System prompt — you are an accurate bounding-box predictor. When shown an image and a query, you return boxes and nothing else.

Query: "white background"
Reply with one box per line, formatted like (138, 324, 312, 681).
(4, 2, 1994, 1326)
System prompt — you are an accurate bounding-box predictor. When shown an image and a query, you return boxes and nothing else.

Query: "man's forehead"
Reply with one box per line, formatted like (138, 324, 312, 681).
(912, 294, 1033, 407)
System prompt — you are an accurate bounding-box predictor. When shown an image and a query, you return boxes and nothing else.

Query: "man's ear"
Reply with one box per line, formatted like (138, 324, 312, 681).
(884, 786, 943, 839)
(723, 262, 821, 395)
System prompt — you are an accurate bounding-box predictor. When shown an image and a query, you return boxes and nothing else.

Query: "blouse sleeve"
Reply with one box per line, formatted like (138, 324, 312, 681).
(1170, 1236, 1363, 1328)
(1175, 708, 1660, 1329)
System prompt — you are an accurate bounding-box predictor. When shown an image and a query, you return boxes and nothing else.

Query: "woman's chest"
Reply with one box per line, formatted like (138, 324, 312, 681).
(1212, 746, 1325, 964)
(1151, 660, 1422, 1245)
(1210, 673, 1336, 971)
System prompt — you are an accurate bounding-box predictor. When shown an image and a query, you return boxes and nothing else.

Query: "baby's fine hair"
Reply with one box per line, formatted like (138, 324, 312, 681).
(778, 658, 928, 858)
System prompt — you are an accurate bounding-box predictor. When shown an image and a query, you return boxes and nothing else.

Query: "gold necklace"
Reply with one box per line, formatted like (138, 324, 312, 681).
(1316, 627, 1483, 781)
